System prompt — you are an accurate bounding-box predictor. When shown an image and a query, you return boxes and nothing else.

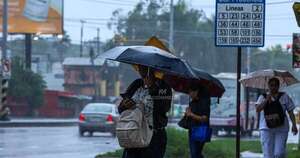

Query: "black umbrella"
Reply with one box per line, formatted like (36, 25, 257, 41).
(100, 46, 196, 78)
(100, 46, 225, 97)
(164, 67, 225, 97)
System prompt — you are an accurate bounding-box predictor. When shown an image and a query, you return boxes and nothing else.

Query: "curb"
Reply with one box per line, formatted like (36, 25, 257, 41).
(0, 120, 78, 127)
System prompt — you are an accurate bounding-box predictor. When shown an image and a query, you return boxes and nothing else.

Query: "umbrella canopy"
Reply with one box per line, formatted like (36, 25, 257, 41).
(100, 45, 224, 97)
(164, 67, 225, 97)
(240, 69, 299, 89)
(100, 45, 196, 78)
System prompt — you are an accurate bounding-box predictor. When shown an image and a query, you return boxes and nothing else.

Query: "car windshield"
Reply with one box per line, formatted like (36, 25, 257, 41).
(82, 104, 113, 113)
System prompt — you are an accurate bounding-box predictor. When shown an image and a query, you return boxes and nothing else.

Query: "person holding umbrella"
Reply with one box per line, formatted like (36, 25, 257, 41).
(118, 65, 172, 158)
(255, 77, 298, 158)
(182, 85, 211, 158)
(99, 37, 224, 157)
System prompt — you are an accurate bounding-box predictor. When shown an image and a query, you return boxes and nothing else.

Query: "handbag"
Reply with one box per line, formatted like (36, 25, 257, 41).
(178, 116, 190, 129)
(191, 124, 212, 142)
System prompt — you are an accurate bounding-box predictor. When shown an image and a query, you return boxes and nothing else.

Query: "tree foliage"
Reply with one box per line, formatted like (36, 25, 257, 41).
(107, 0, 294, 74)
(8, 57, 46, 115)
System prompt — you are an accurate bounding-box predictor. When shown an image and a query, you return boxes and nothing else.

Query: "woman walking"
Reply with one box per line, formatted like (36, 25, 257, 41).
(256, 77, 298, 158)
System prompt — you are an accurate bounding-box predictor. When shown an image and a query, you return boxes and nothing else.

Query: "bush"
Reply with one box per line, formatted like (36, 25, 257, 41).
(96, 149, 123, 158)
(165, 128, 189, 158)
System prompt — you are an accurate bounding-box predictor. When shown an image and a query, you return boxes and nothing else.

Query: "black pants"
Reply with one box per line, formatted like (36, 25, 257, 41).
(122, 147, 151, 158)
(122, 129, 167, 158)
(148, 129, 167, 158)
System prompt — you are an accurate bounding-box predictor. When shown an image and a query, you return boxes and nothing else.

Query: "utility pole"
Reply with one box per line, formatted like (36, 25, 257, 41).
(97, 28, 100, 55)
(2, 0, 8, 61)
(80, 20, 86, 57)
(89, 47, 97, 99)
(169, 0, 174, 51)
(1, 0, 8, 109)
(25, 34, 32, 69)
(245, 47, 251, 134)
(236, 47, 242, 158)
(132, 28, 136, 40)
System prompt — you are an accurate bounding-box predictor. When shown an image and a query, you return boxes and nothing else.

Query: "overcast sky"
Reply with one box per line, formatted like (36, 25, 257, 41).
(64, 0, 297, 49)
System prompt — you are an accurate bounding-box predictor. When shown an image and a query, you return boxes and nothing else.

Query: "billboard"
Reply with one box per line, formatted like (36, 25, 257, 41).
(0, 0, 63, 34)
(293, 33, 300, 68)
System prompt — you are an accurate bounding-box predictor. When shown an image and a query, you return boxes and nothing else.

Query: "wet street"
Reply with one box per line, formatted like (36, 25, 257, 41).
(0, 127, 120, 158)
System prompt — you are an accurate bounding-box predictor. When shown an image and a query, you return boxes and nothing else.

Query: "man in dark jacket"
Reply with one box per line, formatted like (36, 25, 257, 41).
(118, 65, 172, 158)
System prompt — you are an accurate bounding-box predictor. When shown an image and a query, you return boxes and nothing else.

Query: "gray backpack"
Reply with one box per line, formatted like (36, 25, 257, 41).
(116, 88, 153, 148)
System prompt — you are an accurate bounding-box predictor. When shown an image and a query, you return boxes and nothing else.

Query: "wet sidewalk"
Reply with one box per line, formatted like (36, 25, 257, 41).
(241, 151, 263, 158)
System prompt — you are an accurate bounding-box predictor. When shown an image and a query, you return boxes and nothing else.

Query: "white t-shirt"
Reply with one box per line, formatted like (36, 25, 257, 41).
(255, 92, 295, 131)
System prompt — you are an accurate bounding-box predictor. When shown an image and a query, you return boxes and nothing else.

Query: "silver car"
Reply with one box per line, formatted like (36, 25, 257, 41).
(78, 103, 119, 136)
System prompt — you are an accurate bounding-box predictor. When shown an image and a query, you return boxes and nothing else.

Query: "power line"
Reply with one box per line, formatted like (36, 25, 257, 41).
(65, 21, 293, 40)
(266, 1, 293, 5)
(66, 18, 294, 38)
(65, 23, 106, 29)
(108, 0, 137, 3)
(192, 0, 293, 9)
(80, 0, 136, 6)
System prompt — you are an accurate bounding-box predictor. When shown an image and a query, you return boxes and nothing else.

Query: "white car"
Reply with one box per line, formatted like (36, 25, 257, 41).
(78, 103, 119, 136)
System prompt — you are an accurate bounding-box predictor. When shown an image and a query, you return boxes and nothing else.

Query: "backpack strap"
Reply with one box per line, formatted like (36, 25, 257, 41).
(262, 93, 284, 100)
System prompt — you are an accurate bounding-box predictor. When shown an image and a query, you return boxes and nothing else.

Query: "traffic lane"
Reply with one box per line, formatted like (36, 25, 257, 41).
(0, 127, 120, 158)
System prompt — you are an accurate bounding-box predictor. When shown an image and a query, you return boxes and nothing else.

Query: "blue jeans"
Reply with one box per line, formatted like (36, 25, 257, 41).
(260, 130, 288, 158)
(189, 132, 205, 158)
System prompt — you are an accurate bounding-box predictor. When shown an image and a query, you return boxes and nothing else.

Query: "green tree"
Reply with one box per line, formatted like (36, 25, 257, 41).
(106, 0, 297, 81)
(107, 0, 239, 74)
(8, 57, 47, 116)
(250, 45, 293, 71)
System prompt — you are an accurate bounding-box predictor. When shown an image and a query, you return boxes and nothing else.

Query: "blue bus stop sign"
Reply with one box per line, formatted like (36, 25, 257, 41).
(215, 0, 265, 47)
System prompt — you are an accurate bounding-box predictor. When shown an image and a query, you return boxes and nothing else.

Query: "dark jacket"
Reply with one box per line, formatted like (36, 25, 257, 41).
(189, 97, 211, 128)
(118, 78, 172, 129)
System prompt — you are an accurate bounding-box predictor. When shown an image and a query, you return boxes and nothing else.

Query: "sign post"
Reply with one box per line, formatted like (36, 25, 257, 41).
(215, 0, 265, 157)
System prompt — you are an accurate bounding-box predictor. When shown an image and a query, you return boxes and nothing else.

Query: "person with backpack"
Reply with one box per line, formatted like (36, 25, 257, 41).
(184, 85, 211, 158)
(255, 77, 298, 158)
(118, 65, 172, 158)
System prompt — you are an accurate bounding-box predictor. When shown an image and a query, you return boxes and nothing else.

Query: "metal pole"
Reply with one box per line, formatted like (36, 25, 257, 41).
(2, 0, 8, 60)
(236, 47, 242, 158)
(169, 0, 175, 117)
(298, 117, 300, 150)
(247, 47, 251, 74)
(246, 47, 251, 136)
(80, 20, 85, 57)
(97, 28, 100, 55)
(25, 34, 32, 69)
(245, 87, 250, 134)
(169, 0, 174, 51)
(89, 48, 97, 98)
(0, 0, 8, 108)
